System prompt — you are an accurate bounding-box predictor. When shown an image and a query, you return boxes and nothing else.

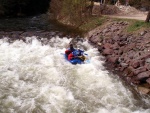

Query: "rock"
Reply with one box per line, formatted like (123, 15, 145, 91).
(107, 56, 119, 64)
(102, 48, 113, 55)
(146, 78, 150, 84)
(97, 45, 103, 52)
(137, 71, 150, 81)
(123, 43, 136, 53)
(123, 66, 135, 76)
(140, 53, 150, 60)
(97, 42, 102, 46)
(140, 31, 147, 36)
(103, 43, 112, 49)
(137, 86, 150, 95)
(130, 60, 140, 69)
(134, 67, 147, 75)
(145, 63, 150, 70)
(146, 58, 150, 63)
(112, 42, 119, 50)
(120, 62, 128, 67)
(102, 29, 109, 34)
(89, 35, 101, 44)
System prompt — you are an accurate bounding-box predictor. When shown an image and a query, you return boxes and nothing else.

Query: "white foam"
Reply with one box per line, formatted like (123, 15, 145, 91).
(0, 37, 149, 113)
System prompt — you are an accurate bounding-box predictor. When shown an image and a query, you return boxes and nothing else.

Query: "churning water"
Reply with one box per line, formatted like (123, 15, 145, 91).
(0, 36, 149, 113)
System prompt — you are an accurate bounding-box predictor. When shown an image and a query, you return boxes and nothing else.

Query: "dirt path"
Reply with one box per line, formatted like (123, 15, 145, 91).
(106, 14, 147, 21)
(93, 3, 148, 21)
(110, 5, 148, 21)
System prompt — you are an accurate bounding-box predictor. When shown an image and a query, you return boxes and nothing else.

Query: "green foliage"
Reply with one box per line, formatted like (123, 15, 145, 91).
(127, 21, 150, 32)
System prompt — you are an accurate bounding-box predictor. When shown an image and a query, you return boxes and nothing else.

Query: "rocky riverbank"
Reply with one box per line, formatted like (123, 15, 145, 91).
(88, 20, 150, 95)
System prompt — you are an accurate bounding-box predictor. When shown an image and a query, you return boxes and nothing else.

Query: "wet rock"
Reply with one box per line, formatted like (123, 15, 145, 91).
(50, 31, 56, 36)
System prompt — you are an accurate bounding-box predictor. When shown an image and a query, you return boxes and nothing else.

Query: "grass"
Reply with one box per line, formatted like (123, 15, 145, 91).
(79, 16, 150, 34)
(111, 18, 150, 33)
(79, 16, 107, 32)
(127, 20, 150, 32)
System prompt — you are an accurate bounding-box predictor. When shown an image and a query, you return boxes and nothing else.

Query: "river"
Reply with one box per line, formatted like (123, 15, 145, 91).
(0, 15, 150, 113)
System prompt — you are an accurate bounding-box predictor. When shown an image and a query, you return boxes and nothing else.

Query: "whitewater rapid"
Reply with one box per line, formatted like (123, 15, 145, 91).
(0, 36, 149, 113)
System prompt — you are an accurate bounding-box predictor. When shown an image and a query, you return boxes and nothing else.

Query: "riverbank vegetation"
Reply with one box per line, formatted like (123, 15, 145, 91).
(75, 16, 150, 35)
(50, 0, 94, 27)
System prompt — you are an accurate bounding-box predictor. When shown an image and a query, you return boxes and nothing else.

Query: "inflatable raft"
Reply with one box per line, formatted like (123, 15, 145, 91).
(64, 52, 90, 64)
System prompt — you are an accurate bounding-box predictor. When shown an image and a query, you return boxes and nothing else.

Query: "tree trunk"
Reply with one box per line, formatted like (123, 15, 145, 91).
(145, 10, 150, 23)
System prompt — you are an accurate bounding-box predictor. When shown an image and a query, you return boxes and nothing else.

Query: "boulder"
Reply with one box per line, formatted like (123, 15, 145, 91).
(102, 48, 113, 55)
(134, 67, 147, 75)
(146, 78, 150, 84)
(107, 56, 119, 64)
(137, 71, 150, 81)
(130, 60, 140, 69)
(123, 66, 135, 76)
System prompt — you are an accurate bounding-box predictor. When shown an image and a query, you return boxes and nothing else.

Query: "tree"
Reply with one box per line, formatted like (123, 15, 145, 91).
(145, 10, 150, 23)
(50, 0, 94, 26)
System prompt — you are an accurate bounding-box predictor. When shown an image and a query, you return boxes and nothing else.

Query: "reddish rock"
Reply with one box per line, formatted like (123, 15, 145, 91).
(89, 36, 101, 44)
(103, 43, 112, 49)
(140, 53, 150, 60)
(102, 48, 113, 55)
(145, 63, 150, 70)
(137, 71, 150, 80)
(130, 60, 140, 69)
(146, 78, 150, 84)
(134, 67, 147, 75)
(113, 35, 120, 41)
(123, 43, 136, 53)
(112, 42, 119, 50)
(107, 56, 119, 64)
(120, 62, 128, 67)
(102, 29, 109, 34)
(130, 76, 140, 84)
(123, 66, 135, 76)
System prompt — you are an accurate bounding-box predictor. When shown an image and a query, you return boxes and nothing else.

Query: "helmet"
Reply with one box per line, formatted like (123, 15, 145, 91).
(70, 44, 73, 48)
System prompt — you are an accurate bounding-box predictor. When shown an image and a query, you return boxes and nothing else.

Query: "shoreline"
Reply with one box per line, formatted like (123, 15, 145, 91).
(87, 20, 150, 96)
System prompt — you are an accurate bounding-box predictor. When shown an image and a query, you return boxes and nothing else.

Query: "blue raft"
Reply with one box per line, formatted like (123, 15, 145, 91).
(64, 53, 90, 64)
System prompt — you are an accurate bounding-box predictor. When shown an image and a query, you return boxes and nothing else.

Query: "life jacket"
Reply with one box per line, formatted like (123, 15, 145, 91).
(65, 47, 75, 56)
(68, 53, 74, 60)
